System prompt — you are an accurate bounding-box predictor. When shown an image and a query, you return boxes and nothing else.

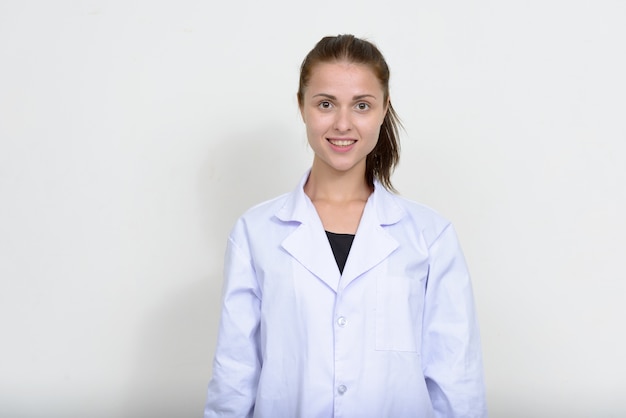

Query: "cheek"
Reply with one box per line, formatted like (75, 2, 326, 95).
(304, 114, 329, 134)
(359, 119, 383, 139)
(305, 120, 326, 144)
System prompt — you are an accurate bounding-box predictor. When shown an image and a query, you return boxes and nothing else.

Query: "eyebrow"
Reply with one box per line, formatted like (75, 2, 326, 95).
(312, 93, 378, 101)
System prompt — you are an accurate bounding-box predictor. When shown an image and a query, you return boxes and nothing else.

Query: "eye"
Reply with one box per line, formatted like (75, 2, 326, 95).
(318, 101, 332, 109)
(356, 102, 370, 111)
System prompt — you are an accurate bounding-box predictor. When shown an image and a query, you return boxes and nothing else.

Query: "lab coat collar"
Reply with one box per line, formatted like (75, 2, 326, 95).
(276, 171, 405, 292)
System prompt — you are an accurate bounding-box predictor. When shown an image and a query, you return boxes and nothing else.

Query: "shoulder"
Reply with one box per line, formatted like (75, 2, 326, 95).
(231, 192, 291, 234)
(226, 190, 301, 263)
(392, 193, 449, 224)
(383, 191, 453, 246)
(235, 171, 311, 229)
(244, 192, 291, 219)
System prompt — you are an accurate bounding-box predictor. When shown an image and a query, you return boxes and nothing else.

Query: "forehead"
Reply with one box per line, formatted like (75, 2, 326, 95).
(306, 61, 383, 95)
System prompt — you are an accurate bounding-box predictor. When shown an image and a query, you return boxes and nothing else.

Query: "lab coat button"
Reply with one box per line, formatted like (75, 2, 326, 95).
(337, 316, 347, 327)
(337, 385, 347, 395)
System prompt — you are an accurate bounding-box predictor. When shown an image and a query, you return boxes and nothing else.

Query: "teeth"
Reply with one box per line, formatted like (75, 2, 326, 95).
(329, 139, 356, 146)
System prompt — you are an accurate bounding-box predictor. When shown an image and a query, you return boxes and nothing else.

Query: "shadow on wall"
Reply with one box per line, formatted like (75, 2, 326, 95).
(120, 124, 308, 418)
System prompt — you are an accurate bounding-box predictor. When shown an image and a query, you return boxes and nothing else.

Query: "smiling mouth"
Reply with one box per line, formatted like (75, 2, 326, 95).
(327, 138, 357, 147)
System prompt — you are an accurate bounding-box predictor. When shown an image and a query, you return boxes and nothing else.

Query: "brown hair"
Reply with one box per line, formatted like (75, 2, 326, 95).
(297, 34, 402, 192)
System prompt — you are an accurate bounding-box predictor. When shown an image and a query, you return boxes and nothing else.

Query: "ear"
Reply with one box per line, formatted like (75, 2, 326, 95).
(298, 93, 306, 122)
(382, 97, 391, 124)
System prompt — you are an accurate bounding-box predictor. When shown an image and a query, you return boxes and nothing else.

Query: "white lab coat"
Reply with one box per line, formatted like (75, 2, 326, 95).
(204, 171, 487, 418)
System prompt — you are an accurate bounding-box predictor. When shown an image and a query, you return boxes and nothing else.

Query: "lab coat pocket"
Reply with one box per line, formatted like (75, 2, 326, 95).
(375, 270, 427, 352)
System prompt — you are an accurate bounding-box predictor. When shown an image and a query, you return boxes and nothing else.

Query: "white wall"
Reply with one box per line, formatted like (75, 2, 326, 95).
(1, 1, 625, 417)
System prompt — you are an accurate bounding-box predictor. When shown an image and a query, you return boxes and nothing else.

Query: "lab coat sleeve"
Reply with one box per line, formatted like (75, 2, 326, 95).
(204, 232, 262, 418)
(422, 223, 488, 418)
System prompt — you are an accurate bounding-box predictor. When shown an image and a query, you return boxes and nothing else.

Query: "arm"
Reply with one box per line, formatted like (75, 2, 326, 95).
(422, 223, 487, 417)
(204, 232, 262, 418)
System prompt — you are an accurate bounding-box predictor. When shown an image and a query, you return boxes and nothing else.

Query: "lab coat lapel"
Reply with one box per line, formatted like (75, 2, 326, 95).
(340, 184, 404, 290)
(277, 173, 341, 292)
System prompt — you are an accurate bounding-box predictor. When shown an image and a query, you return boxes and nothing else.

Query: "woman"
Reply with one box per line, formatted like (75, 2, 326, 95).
(204, 34, 487, 418)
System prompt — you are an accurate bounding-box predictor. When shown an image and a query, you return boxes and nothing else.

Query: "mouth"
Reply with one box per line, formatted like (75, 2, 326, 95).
(327, 138, 357, 147)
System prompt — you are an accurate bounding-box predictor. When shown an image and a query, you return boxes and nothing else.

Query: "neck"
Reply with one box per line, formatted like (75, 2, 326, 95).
(304, 160, 372, 203)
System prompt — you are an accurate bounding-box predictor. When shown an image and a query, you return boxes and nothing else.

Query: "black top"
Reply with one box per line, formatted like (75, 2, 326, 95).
(325, 231, 355, 274)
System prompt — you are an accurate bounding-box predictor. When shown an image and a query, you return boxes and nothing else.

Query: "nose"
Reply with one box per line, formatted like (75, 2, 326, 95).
(333, 108, 352, 133)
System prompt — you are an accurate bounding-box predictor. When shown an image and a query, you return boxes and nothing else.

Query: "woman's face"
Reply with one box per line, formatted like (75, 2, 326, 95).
(299, 61, 388, 178)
